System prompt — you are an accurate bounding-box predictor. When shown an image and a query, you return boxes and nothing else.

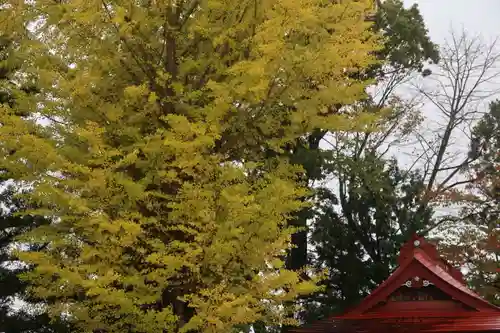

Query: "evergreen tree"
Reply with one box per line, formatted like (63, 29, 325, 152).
(307, 155, 433, 319)
(439, 100, 500, 305)
(281, 0, 439, 324)
(284, 0, 439, 275)
(466, 100, 499, 304)
(0, 0, 382, 332)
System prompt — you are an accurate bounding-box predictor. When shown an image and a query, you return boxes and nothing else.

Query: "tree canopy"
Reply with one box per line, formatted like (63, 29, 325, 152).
(0, 0, 383, 332)
(0, 1, 496, 332)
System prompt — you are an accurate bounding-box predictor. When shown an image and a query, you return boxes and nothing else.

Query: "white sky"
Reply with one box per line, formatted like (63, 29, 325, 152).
(390, 1, 500, 225)
(403, 0, 500, 43)
(398, 0, 500, 170)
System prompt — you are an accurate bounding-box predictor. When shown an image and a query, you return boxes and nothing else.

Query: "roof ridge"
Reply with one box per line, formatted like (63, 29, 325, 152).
(341, 237, 500, 316)
(413, 250, 499, 311)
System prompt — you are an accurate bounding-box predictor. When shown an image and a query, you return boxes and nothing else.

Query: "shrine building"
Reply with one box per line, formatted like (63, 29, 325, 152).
(292, 234, 500, 332)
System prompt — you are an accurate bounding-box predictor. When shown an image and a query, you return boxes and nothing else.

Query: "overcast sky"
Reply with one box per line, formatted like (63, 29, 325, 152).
(403, 0, 500, 42)
(383, 0, 500, 222)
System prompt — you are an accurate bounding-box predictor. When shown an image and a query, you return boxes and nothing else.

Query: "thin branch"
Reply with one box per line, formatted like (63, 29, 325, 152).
(413, 29, 500, 209)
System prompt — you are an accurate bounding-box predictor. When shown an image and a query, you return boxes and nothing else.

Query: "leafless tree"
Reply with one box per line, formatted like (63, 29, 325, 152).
(410, 29, 500, 234)
(322, 29, 500, 235)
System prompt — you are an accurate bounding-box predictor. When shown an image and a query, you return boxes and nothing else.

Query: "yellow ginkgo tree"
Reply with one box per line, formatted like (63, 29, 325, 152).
(0, 0, 381, 332)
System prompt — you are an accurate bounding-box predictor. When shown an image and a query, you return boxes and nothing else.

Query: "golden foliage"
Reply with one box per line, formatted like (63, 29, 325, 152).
(0, 0, 382, 331)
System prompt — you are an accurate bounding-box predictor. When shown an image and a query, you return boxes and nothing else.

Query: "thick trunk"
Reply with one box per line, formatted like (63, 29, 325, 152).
(282, 129, 327, 333)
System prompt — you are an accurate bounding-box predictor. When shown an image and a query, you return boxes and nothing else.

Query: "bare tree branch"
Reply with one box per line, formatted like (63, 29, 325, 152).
(410, 29, 500, 214)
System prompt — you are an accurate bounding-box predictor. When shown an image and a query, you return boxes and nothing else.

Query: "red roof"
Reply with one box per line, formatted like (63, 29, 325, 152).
(291, 313, 500, 332)
(413, 251, 483, 302)
(342, 234, 499, 315)
(291, 234, 500, 333)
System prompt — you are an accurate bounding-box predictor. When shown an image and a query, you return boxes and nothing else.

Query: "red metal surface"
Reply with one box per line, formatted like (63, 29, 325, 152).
(344, 235, 498, 315)
(413, 251, 487, 302)
(290, 313, 500, 333)
(368, 300, 473, 313)
(292, 235, 500, 332)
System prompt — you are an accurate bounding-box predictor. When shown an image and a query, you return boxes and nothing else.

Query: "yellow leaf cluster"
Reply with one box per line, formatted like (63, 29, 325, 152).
(0, 0, 381, 332)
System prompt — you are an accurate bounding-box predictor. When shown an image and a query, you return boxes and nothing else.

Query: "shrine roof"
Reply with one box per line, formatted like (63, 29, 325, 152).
(291, 234, 500, 333)
(290, 312, 500, 333)
(343, 234, 499, 315)
(413, 251, 482, 301)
